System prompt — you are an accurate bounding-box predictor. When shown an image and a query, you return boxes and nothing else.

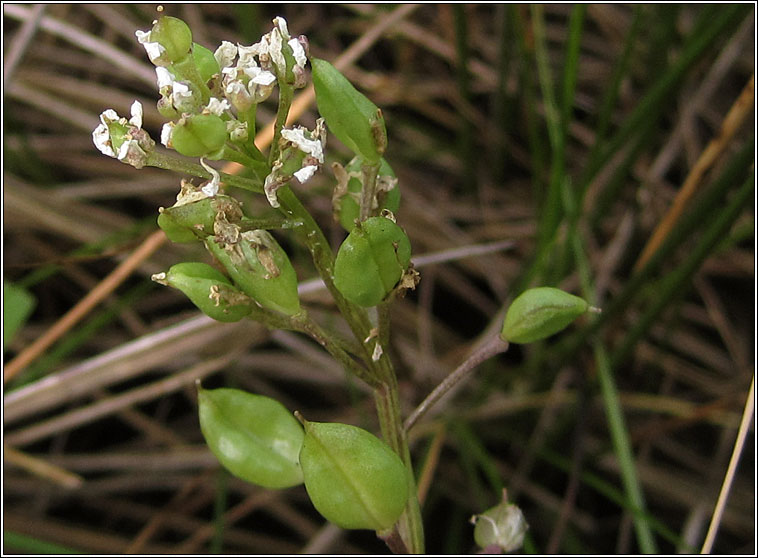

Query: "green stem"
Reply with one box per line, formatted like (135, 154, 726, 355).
(374, 372, 425, 553)
(359, 161, 381, 221)
(269, 83, 294, 166)
(146, 151, 263, 193)
(275, 184, 424, 552)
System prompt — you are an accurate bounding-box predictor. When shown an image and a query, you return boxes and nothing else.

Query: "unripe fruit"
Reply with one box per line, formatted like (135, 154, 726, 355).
(501, 287, 589, 344)
(150, 16, 192, 64)
(157, 195, 242, 244)
(206, 231, 301, 316)
(298, 418, 409, 531)
(198, 386, 304, 488)
(156, 262, 252, 322)
(334, 216, 411, 307)
(170, 114, 227, 158)
(312, 58, 386, 163)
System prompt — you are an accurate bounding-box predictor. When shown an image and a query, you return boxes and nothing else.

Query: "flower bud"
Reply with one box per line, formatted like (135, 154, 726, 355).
(312, 58, 387, 163)
(334, 157, 400, 232)
(150, 16, 193, 64)
(198, 385, 304, 488)
(169, 114, 227, 158)
(471, 493, 528, 552)
(206, 230, 301, 316)
(500, 287, 590, 344)
(298, 417, 409, 531)
(334, 216, 411, 307)
(152, 262, 252, 322)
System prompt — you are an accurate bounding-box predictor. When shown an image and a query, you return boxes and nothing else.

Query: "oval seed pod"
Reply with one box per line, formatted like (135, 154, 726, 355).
(334, 216, 411, 307)
(500, 287, 589, 344)
(158, 195, 242, 244)
(150, 16, 193, 64)
(156, 262, 252, 322)
(191, 42, 220, 83)
(298, 418, 409, 531)
(336, 157, 400, 232)
(206, 231, 301, 316)
(198, 386, 304, 488)
(311, 58, 386, 163)
(170, 114, 227, 158)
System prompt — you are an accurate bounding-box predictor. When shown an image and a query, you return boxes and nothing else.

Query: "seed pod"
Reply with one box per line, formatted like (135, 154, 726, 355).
(191, 42, 220, 83)
(170, 114, 227, 158)
(298, 418, 409, 531)
(311, 58, 386, 163)
(335, 157, 400, 232)
(197, 386, 304, 489)
(206, 230, 301, 316)
(154, 262, 252, 322)
(472, 495, 528, 552)
(150, 16, 193, 64)
(334, 216, 411, 307)
(158, 195, 242, 244)
(500, 287, 589, 344)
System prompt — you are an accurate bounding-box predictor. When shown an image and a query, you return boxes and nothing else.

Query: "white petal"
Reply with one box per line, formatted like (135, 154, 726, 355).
(206, 97, 230, 116)
(214, 41, 238, 69)
(129, 101, 143, 128)
(273, 17, 290, 40)
(143, 41, 166, 65)
(249, 69, 276, 85)
(281, 128, 324, 162)
(135, 29, 152, 44)
(294, 165, 317, 183)
(288, 37, 307, 69)
(92, 124, 116, 157)
(155, 66, 173, 89)
(100, 109, 119, 125)
(200, 158, 220, 197)
(236, 43, 261, 68)
(269, 24, 286, 74)
(161, 123, 173, 147)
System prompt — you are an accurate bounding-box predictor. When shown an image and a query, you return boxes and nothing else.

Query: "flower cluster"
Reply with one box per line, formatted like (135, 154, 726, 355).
(92, 15, 322, 192)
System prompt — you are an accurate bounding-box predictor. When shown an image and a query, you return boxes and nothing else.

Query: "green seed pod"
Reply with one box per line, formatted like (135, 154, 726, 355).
(472, 496, 528, 552)
(150, 16, 193, 64)
(334, 216, 411, 307)
(191, 42, 220, 83)
(158, 195, 242, 244)
(336, 157, 400, 232)
(312, 58, 387, 163)
(500, 287, 589, 344)
(197, 386, 304, 489)
(155, 262, 252, 322)
(298, 418, 409, 531)
(170, 114, 227, 158)
(206, 231, 301, 316)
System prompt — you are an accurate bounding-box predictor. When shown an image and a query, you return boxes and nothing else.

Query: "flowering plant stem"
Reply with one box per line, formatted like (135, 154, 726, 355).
(275, 185, 425, 552)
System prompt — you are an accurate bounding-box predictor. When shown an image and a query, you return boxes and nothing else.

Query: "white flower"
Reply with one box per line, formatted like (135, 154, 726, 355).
(281, 124, 325, 164)
(135, 29, 169, 66)
(155, 66, 173, 89)
(205, 97, 231, 116)
(92, 101, 152, 167)
(200, 158, 221, 197)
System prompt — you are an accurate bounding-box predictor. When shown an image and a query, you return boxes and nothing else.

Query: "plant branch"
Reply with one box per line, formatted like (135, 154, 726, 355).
(404, 334, 509, 432)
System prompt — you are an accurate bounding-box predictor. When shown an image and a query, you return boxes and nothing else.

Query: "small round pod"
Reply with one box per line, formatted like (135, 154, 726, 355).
(501, 287, 589, 344)
(197, 386, 304, 489)
(333, 216, 411, 307)
(298, 417, 409, 531)
(170, 114, 227, 158)
(158, 195, 242, 244)
(472, 498, 528, 553)
(206, 230, 301, 316)
(154, 262, 252, 322)
(150, 16, 193, 64)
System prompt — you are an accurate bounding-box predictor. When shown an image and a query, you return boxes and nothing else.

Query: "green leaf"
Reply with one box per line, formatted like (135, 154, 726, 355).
(4, 281, 36, 348)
